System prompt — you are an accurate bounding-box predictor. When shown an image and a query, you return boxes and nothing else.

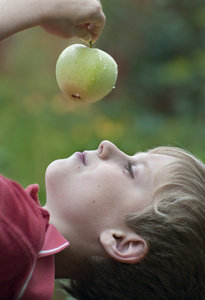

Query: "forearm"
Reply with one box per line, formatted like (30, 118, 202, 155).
(0, 0, 42, 41)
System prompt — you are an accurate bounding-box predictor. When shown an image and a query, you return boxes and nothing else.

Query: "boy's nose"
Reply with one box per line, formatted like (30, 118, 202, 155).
(98, 140, 122, 160)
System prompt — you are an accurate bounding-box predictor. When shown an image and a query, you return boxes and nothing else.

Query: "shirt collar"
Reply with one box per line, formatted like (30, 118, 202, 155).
(38, 223, 69, 258)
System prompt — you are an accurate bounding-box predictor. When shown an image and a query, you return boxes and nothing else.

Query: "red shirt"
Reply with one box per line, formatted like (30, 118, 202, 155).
(0, 175, 69, 300)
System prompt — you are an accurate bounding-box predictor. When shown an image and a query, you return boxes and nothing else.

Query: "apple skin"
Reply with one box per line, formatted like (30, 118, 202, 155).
(56, 44, 118, 104)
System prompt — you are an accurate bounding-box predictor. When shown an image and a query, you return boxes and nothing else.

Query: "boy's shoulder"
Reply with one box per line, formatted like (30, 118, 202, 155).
(0, 175, 45, 299)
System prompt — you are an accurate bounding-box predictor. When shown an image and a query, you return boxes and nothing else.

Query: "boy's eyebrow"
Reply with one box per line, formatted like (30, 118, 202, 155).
(133, 153, 151, 184)
(133, 151, 149, 164)
(138, 158, 150, 173)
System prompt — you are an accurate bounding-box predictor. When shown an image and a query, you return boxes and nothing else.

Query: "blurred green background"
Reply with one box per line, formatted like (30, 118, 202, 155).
(0, 0, 205, 299)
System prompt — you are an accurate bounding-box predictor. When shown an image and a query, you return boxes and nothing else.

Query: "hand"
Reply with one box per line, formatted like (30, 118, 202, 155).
(40, 0, 106, 43)
(0, 0, 105, 43)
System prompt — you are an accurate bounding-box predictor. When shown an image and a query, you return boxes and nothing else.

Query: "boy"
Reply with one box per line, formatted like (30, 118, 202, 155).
(46, 141, 205, 300)
(1, 1, 205, 300)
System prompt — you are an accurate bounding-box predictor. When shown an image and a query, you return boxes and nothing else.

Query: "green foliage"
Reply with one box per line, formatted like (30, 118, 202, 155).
(0, 2, 205, 299)
(101, 0, 205, 116)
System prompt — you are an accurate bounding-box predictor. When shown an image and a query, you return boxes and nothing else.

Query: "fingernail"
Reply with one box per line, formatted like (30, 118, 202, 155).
(82, 34, 92, 44)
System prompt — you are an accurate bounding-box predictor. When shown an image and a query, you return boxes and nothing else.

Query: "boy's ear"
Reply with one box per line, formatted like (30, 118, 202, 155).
(100, 229, 148, 264)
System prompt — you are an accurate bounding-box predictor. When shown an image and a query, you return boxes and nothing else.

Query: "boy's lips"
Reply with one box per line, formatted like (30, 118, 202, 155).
(76, 152, 86, 166)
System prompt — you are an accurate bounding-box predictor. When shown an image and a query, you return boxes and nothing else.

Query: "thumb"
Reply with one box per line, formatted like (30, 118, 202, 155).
(73, 25, 92, 44)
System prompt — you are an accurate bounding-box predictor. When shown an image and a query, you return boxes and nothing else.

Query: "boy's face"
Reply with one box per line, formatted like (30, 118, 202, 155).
(45, 140, 174, 244)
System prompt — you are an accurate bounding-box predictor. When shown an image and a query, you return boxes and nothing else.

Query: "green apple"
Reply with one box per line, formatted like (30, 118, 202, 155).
(56, 44, 118, 104)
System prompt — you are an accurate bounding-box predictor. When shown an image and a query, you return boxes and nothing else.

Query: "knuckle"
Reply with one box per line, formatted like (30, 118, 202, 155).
(93, 1, 103, 15)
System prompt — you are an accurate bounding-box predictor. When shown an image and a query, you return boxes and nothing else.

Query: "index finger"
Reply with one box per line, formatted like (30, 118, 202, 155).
(89, 13, 106, 43)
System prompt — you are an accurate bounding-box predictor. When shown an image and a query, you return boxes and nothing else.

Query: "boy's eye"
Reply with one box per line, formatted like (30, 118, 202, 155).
(126, 161, 134, 178)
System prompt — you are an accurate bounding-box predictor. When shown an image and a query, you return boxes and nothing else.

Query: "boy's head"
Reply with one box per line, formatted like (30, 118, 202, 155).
(62, 145, 205, 299)
(45, 140, 174, 262)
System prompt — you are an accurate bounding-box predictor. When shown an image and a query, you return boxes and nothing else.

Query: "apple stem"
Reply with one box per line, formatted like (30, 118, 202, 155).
(89, 41, 93, 48)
